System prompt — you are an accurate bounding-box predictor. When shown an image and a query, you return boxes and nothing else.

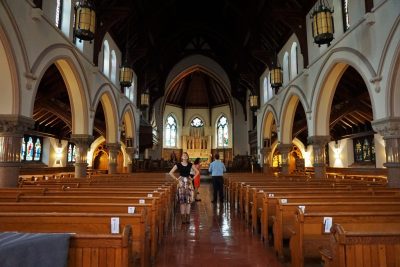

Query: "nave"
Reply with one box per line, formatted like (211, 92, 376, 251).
(155, 182, 283, 267)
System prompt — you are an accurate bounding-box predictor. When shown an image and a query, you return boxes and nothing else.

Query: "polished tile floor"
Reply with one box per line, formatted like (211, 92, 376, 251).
(154, 182, 284, 267)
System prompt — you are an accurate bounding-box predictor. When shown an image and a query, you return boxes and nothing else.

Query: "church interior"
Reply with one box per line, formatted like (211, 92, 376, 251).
(0, 0, 399, 266)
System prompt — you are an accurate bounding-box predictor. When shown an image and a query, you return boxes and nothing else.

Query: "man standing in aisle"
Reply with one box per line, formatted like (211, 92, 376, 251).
(209, 153, 226, 203)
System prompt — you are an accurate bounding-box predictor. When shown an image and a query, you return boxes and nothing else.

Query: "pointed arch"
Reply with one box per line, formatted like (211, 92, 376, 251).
(30, 44, 90, 134)
(260, 106, 279, 148)
(164, 113, 178, 147)
(92, 84, 119, 143)
(311, 48, 378, 136)
(0, 21, 19, 114)
(279, 86, 310, 144)
(103, 40, 110, 77)
(163, 54, 234, 114)
(120, 104, 136, 139)
(215, 114, 229, 148)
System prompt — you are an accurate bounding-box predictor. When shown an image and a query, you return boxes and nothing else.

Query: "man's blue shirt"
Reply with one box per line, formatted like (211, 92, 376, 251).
(209, 160, 226, 176)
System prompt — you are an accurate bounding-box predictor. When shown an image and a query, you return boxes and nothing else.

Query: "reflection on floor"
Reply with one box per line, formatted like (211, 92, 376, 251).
(154, 182, 284, 267)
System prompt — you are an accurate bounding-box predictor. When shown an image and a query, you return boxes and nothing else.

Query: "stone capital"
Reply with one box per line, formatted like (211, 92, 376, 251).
(277, 143, 292, 154)
(0, 115, 34, 135)
(372, 117, 400, 139)
(307, 135, 331, 147)
(70, 134, 94, 148)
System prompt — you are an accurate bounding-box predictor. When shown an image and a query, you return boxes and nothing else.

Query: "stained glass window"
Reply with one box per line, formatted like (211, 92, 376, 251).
(217, 116, 228, 147)
(67, 143, 76, 163)
(191, 117, 204, 127)
(20, 135, 42, 162)
(342, 0, 350, 31)
(353, 136, 375, 163)
(165, 115, 177, 147)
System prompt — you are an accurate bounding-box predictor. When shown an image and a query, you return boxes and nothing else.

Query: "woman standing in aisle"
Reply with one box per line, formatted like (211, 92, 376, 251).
(193, 158, 201, 201)
(169, 152, 199, 224)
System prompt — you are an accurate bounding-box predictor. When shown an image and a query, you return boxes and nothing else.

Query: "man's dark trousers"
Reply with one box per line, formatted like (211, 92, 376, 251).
(212, 176, 224, 202)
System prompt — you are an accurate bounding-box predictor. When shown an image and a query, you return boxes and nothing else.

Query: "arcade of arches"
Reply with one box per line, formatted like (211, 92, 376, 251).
(0, 0, 399, 188)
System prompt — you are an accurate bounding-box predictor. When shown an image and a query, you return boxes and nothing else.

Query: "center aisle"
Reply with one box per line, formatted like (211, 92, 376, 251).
(155, 182, 284, 267)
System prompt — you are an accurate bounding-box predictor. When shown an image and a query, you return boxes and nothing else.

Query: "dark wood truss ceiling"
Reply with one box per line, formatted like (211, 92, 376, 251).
(291, 66, 373, 145)
(32, 64, 106, 140)
(94, 0, 317, 109)
(166, 71, 229, 107)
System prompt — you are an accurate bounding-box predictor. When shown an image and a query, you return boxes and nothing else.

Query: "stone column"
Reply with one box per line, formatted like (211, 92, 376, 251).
(278, 144, 292, 175)
(70, 134, 93, 178)
(308, 135, 330, 179)
(0, 115, 34, 187)
(107, 143, 120, 174)
(372, 118, 400, 187)
(261, 147, 272, 174)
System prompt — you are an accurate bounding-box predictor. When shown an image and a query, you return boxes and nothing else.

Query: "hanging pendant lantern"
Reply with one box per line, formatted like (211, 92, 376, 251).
(119, 65, 134, 88)
(311, 0, 334, 47)
(74, 0, 96, 42)
(270, 66, 283, 91)
(140, 91, 150, 109)
(249, 95, 259, 111)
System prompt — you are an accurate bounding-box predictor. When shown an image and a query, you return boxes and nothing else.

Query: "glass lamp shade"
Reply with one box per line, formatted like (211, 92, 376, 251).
(74, 0, 96, 42)
(119, 66, 133, 88)
(311, 3, 334, 46)
(249, 95, 259, 111)
(270, 67, 283, 89)
(140, 92, 150, 109)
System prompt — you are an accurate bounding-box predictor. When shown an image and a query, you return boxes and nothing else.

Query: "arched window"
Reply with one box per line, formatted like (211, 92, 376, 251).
(165, 115, 177, 147)
(263, 76, 269, 104)
(103, 40, 110, 77)
(20, 135, 42, 162)
(55, 0, 63, 29)
(111, 50, 117, 83)
(290, 42, 298, 78)
(67, 143, 76, 163)
(283, 52, 290, 85)
(217, 115, 228, 148)
(124, 79, 136, 104)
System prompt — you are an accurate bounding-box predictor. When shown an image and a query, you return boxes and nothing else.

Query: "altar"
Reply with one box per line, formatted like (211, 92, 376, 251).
(182, 135, 211, 168)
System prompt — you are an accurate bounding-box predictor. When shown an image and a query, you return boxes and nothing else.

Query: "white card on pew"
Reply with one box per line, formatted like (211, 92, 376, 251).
(299, 205, 305, 212)
(268, 193, 274, 197)
(111, 217, 120, 234)
(281, 199, 288, 204)
(128, 206, 135, 214)
(139, 199, 145, 204)
(323, 217, 333, 233)
(259, 190, 264, 193)
(147, 193, 153, 197)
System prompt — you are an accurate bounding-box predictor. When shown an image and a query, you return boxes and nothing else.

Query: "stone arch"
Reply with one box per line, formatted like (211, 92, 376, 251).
(260, 105, 279, 145)
(383, 16, 400, 117)
(30, 44, 90, 134)
(279, 86, 310, 144)
(0, 22, 19, 114)
(311, 48, 378, 136)
(92, 84, 119, 143)
(120, 104, 136, 140)
(163, 54, 233, 113)
(187, 114, 206, 126)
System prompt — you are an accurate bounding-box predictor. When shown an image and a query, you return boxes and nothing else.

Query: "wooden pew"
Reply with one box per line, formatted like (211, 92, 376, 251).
(0, 194, 159, 265)
(0, 211, 149, 267)
(68, 225, 133, 267)
(289, 208, 400, 267)
(0, 201, 154, 266)
(260, 188, 400, 242)
(320, 223, 400, 267)
(273, 200, 400, 260)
